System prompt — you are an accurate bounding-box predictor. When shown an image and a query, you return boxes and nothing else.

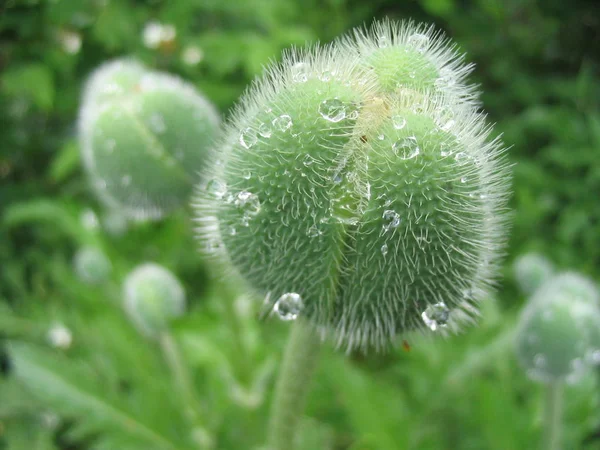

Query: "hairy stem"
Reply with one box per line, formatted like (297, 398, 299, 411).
(543, 381, 564, 450)
(159, 331, 211, 448)
(267, 320, 322, 449)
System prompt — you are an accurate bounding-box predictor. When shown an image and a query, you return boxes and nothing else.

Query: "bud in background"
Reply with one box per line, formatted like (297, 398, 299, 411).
(123, 263, 186, 338)
(79, 59, 220, 221)
(73, 246, 112, 285)
(515, 272, 600, 384)
(513, 252, 554, 296)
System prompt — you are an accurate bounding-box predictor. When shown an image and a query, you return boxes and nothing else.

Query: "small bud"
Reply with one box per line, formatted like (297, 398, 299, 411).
(73, 246, 112, 284)
(123, 263, 186, 338)
(512, 252, 554, 296)
(79, 59, 220, 221)
(47, 324, 73, 350)
(515, 272, 600, 384)
(195, 20, 510, 351)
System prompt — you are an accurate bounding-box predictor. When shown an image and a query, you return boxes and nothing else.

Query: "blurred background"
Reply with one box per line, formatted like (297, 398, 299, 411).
(1, 0, 600, 449)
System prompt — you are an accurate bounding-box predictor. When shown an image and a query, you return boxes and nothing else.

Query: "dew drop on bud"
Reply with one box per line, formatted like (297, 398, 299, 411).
(273, 292, 304, 321)
(235, 191, 261, 217)
(377, 35, 388, 48)
(206, 179, 227, 199)
(391, 115, 406, 130)
(272, 114, 293, 131)
(319, 98, 347, 122)
(307, 224, 322, 238)
(258, 122, 272, 138)
(382, 210, 401, 232)
(303, 154, 316, 166)
(243, 170, 252, 180)
(392, 136, 420, 160)
(421, 302, 450, 331)
(381, 244, 389, 256)
(407, 33, 429, 53)
(292, 62, 308, 83)
(240, 127, 258, 149)
(320, 69, 333, 82)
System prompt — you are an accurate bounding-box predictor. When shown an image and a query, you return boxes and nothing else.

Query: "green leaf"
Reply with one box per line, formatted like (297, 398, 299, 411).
(48, 139, 81, 183)
(2, 63, 55, 111)
(9, 342, 180, 450)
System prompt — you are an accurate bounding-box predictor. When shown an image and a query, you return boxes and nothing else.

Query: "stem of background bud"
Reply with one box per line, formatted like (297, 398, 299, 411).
(543, 381, 563, 450)
(159, 330, 212, 448)
(267, 319, 322, 449)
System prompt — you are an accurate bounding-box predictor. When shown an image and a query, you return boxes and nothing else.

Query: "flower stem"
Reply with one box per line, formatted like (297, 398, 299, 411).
(159, 331, 212, 448)
(267, 320, 322, 450)
(543, 381, 564, 450)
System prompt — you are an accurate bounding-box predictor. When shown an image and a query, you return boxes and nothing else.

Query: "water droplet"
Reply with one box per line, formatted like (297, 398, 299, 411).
(320, 69, 333, 82)
(206, 179, 227, 199)
(307, 225, 322, 238)
(392, 136, 420, 160)
(292, 62, 308, 83)
(303, 154, 316, 166)
(407, 33, 429, 53)
(319, 98, 347, 122)
(240, 127, 258, 148)
(235, 191, 261, 224)
(148, 113, 166, 134)
(381, 244, 389, 256)
(258, 122, 272, 138)
(229, 226, 237, 236)
(391, 115, 406, 130)
(408, 70, 416, 79)
(378, 134, 385, 141)
(460, 176, 467, 183)
(434, 67, 457, 91)
(421, 302, 450, 331)
(274, 293, 304, 321)
(382, 210, 401, 232)
(272, 115, 293, 131)
(121, 174, 132, 186)
(377, 35, 388, 48)
(205, 238, 222, 253)
(454, 152, 467, 163)
(243, 170, 252, 180)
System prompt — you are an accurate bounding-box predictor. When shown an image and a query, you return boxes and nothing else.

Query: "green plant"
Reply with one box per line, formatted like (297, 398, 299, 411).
(195, 19, 510, 448)
(514, 272, 600, 450)
(79, 59, 220, 221)
(512, 252, 554, 296)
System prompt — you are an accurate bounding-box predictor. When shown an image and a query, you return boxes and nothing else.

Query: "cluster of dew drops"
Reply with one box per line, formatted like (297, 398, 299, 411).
(264, 289, 451, 331)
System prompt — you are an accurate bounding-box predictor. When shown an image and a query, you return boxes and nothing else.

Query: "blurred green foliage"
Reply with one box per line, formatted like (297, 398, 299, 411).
(1, 0, 600, 449)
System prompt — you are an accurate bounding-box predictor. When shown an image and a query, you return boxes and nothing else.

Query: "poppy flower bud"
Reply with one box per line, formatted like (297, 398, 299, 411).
(195, 20, 510, 351)
(515, 272, 600, 384)
(123, 263, 186, 338)
(79, 59, 219, 220)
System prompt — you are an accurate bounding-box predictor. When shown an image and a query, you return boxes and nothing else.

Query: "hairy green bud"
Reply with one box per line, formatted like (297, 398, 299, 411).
(73, 246, 112, 284)
(513, 252, 554, 296)
(79, 59, 220, 221)
(123, 263, 186, 338)
(195, 20, 510, 350)
(515, 272, 600, 384)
